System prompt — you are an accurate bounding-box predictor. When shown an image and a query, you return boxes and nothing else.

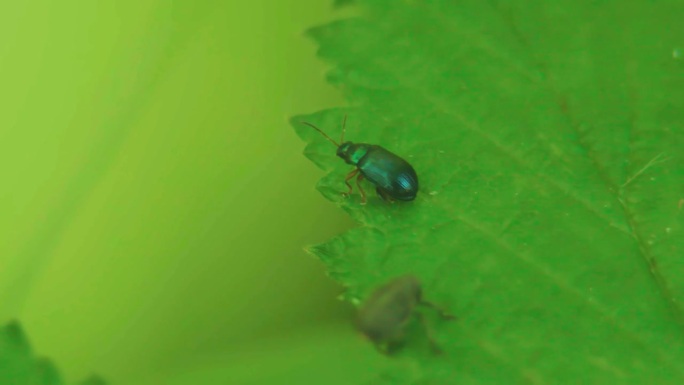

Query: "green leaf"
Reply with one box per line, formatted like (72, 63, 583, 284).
(0, 321, 107, 385)
(0, 321, 63, 385)
(293, 0, 684, 383)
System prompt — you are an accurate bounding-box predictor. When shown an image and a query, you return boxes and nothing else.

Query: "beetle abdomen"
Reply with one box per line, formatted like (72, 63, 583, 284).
(358, 145, 419, 201)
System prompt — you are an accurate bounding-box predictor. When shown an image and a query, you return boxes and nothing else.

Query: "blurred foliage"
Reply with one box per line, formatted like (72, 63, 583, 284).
(0, 1, 352, 384)
(0, 321, 105, 385)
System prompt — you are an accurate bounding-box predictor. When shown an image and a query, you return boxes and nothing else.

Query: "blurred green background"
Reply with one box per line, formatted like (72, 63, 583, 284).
(0, 1, 383, 383)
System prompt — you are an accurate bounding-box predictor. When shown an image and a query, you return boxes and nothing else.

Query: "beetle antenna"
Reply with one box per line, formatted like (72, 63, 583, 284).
(301, 122, 340, 147)
(340, 114, 347, 143)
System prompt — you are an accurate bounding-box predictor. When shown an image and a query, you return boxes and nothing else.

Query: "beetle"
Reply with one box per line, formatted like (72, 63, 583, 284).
(355, 274, 456, 354)
(301, 116, 419, 204)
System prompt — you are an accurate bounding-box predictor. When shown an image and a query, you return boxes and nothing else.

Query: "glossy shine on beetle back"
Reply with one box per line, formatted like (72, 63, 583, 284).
(356, 145, 418, 201)
(302, 116, 419, 204)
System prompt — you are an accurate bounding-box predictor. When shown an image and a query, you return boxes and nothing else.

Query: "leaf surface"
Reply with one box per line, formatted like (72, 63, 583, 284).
(293, 0, 684, 383)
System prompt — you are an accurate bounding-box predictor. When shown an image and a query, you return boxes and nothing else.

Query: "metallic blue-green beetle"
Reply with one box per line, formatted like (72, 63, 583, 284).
(302, 116, 419, 204)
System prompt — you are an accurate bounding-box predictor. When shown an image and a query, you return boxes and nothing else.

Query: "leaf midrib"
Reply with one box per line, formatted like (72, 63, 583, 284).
(482, 1, 684, 332)
(409, 0, 684, 336)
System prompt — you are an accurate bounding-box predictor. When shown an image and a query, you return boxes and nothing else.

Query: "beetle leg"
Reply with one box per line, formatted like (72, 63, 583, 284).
(419, 300, 457, 321)
(375, 187, 395, 203)
(343, 169, 360, 197)
(416, 311, 443, 354)
(356, 173, 367, 205)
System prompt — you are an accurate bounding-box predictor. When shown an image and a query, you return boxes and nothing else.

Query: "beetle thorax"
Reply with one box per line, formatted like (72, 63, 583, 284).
(336, 142, 369, 166)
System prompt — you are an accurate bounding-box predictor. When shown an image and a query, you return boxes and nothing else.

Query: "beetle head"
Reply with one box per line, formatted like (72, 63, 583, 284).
(337, 142, 368, 166)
